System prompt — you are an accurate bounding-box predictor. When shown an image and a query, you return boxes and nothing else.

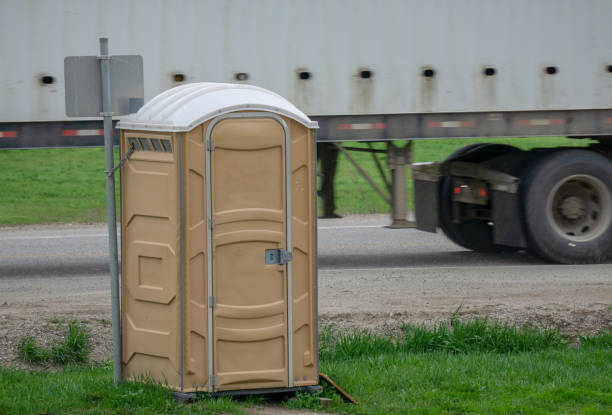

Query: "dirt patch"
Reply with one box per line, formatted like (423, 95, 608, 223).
(320, 306, 612, 339)
(0, 305, 112, 370)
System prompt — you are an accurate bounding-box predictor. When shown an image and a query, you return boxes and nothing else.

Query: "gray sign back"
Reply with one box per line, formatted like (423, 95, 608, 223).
(64, 55, 144, 117)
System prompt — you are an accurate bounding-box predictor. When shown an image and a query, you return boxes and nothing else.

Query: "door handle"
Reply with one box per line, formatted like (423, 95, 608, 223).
(265, 249, 292, 265)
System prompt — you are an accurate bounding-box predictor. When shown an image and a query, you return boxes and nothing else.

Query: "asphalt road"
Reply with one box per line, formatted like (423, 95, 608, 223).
(0, 214, 549, 279)
(0, 224, 109, 279)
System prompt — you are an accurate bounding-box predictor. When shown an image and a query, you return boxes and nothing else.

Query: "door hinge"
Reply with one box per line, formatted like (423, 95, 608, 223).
(208, 218, 216, 229)
(208, 296, 216, 308)
(209, 374, 217, 387)
(206, 139, 215, 151)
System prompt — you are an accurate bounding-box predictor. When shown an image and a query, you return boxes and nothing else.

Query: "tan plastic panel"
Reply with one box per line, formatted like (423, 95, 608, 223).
(210, 118, 288, 391)
(120, 130, 180, 388)
(181, 124, 209, 391)
(289, 121, 318, 386)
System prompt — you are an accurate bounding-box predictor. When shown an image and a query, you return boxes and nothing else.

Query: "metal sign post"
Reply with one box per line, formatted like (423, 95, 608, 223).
(99, 37, 122, 385)
(65, 38, 143, 385)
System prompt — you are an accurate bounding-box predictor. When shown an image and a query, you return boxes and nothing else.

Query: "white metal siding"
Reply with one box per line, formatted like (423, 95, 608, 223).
(1, 0, 612, 122)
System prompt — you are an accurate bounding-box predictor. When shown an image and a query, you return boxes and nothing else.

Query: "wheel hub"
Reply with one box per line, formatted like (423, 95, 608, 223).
(547, 175, 611, 242)
(559, 196, 586, 221)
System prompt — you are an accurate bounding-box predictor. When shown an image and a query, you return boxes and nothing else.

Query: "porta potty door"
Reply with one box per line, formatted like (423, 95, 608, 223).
(207, 114, 291, 391)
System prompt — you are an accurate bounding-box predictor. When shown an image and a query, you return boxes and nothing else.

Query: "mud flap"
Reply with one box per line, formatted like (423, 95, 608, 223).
(492, 190, 527, 247)
(414, 179, 439, 232)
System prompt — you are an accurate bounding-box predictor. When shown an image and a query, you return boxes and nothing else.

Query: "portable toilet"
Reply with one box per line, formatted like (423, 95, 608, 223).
(116, 83, 319, 395)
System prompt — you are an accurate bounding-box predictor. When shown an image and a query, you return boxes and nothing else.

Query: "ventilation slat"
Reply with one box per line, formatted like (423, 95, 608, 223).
(128, 137, 173, 153)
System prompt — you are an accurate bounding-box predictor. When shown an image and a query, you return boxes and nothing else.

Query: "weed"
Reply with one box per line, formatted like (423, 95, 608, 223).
(51, 320, 91, 364)
(17, 320, 91, 366)
(17, 336, 50, 365)
(320, 318, 565, 360)
(84, 389, 105, 404)
(399, 318, 565, 354)
(580, 330, 612, 349)
(330, 330, 395, 359)
(283, 391, 323, 410)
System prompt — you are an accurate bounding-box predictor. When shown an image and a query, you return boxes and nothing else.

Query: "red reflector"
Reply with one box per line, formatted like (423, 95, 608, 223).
(453, 187, 461, 195)
(478, 188, 487, 198)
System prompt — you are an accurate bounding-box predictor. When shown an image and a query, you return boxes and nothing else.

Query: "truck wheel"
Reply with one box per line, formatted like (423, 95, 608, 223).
(438, 143, 520, 253)
(521, 150, 612, 264)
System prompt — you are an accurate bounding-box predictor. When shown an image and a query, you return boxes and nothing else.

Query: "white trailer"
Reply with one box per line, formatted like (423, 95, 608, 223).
(1, 0, 612, 263)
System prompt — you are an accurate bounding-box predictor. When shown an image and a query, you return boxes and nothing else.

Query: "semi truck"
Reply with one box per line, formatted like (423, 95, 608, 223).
(1, 0, 612, 263)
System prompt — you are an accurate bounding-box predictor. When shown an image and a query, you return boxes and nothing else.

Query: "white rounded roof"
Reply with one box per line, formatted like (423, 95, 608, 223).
(117, 82, 318, 132)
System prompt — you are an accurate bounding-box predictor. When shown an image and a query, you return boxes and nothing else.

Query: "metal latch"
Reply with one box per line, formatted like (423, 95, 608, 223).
(265, 249, 292, 265)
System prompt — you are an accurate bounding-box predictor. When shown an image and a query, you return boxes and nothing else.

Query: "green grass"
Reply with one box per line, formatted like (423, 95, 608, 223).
(0, 364, 242, 415)
(0, 137, 594, 224)
(319, 318, 566, 360)
(2, 321, 611, 414)
(295, 324, 612, 414)
(3, 348, 608, 415)
(315, 347, 612, 414)
(0, 147, 119, 224)
(18, 320, 92, 366)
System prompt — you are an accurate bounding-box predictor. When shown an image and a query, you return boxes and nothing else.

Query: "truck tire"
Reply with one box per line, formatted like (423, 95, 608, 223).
(521, 149, 612, 264)
(438, 143, 520, 253)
